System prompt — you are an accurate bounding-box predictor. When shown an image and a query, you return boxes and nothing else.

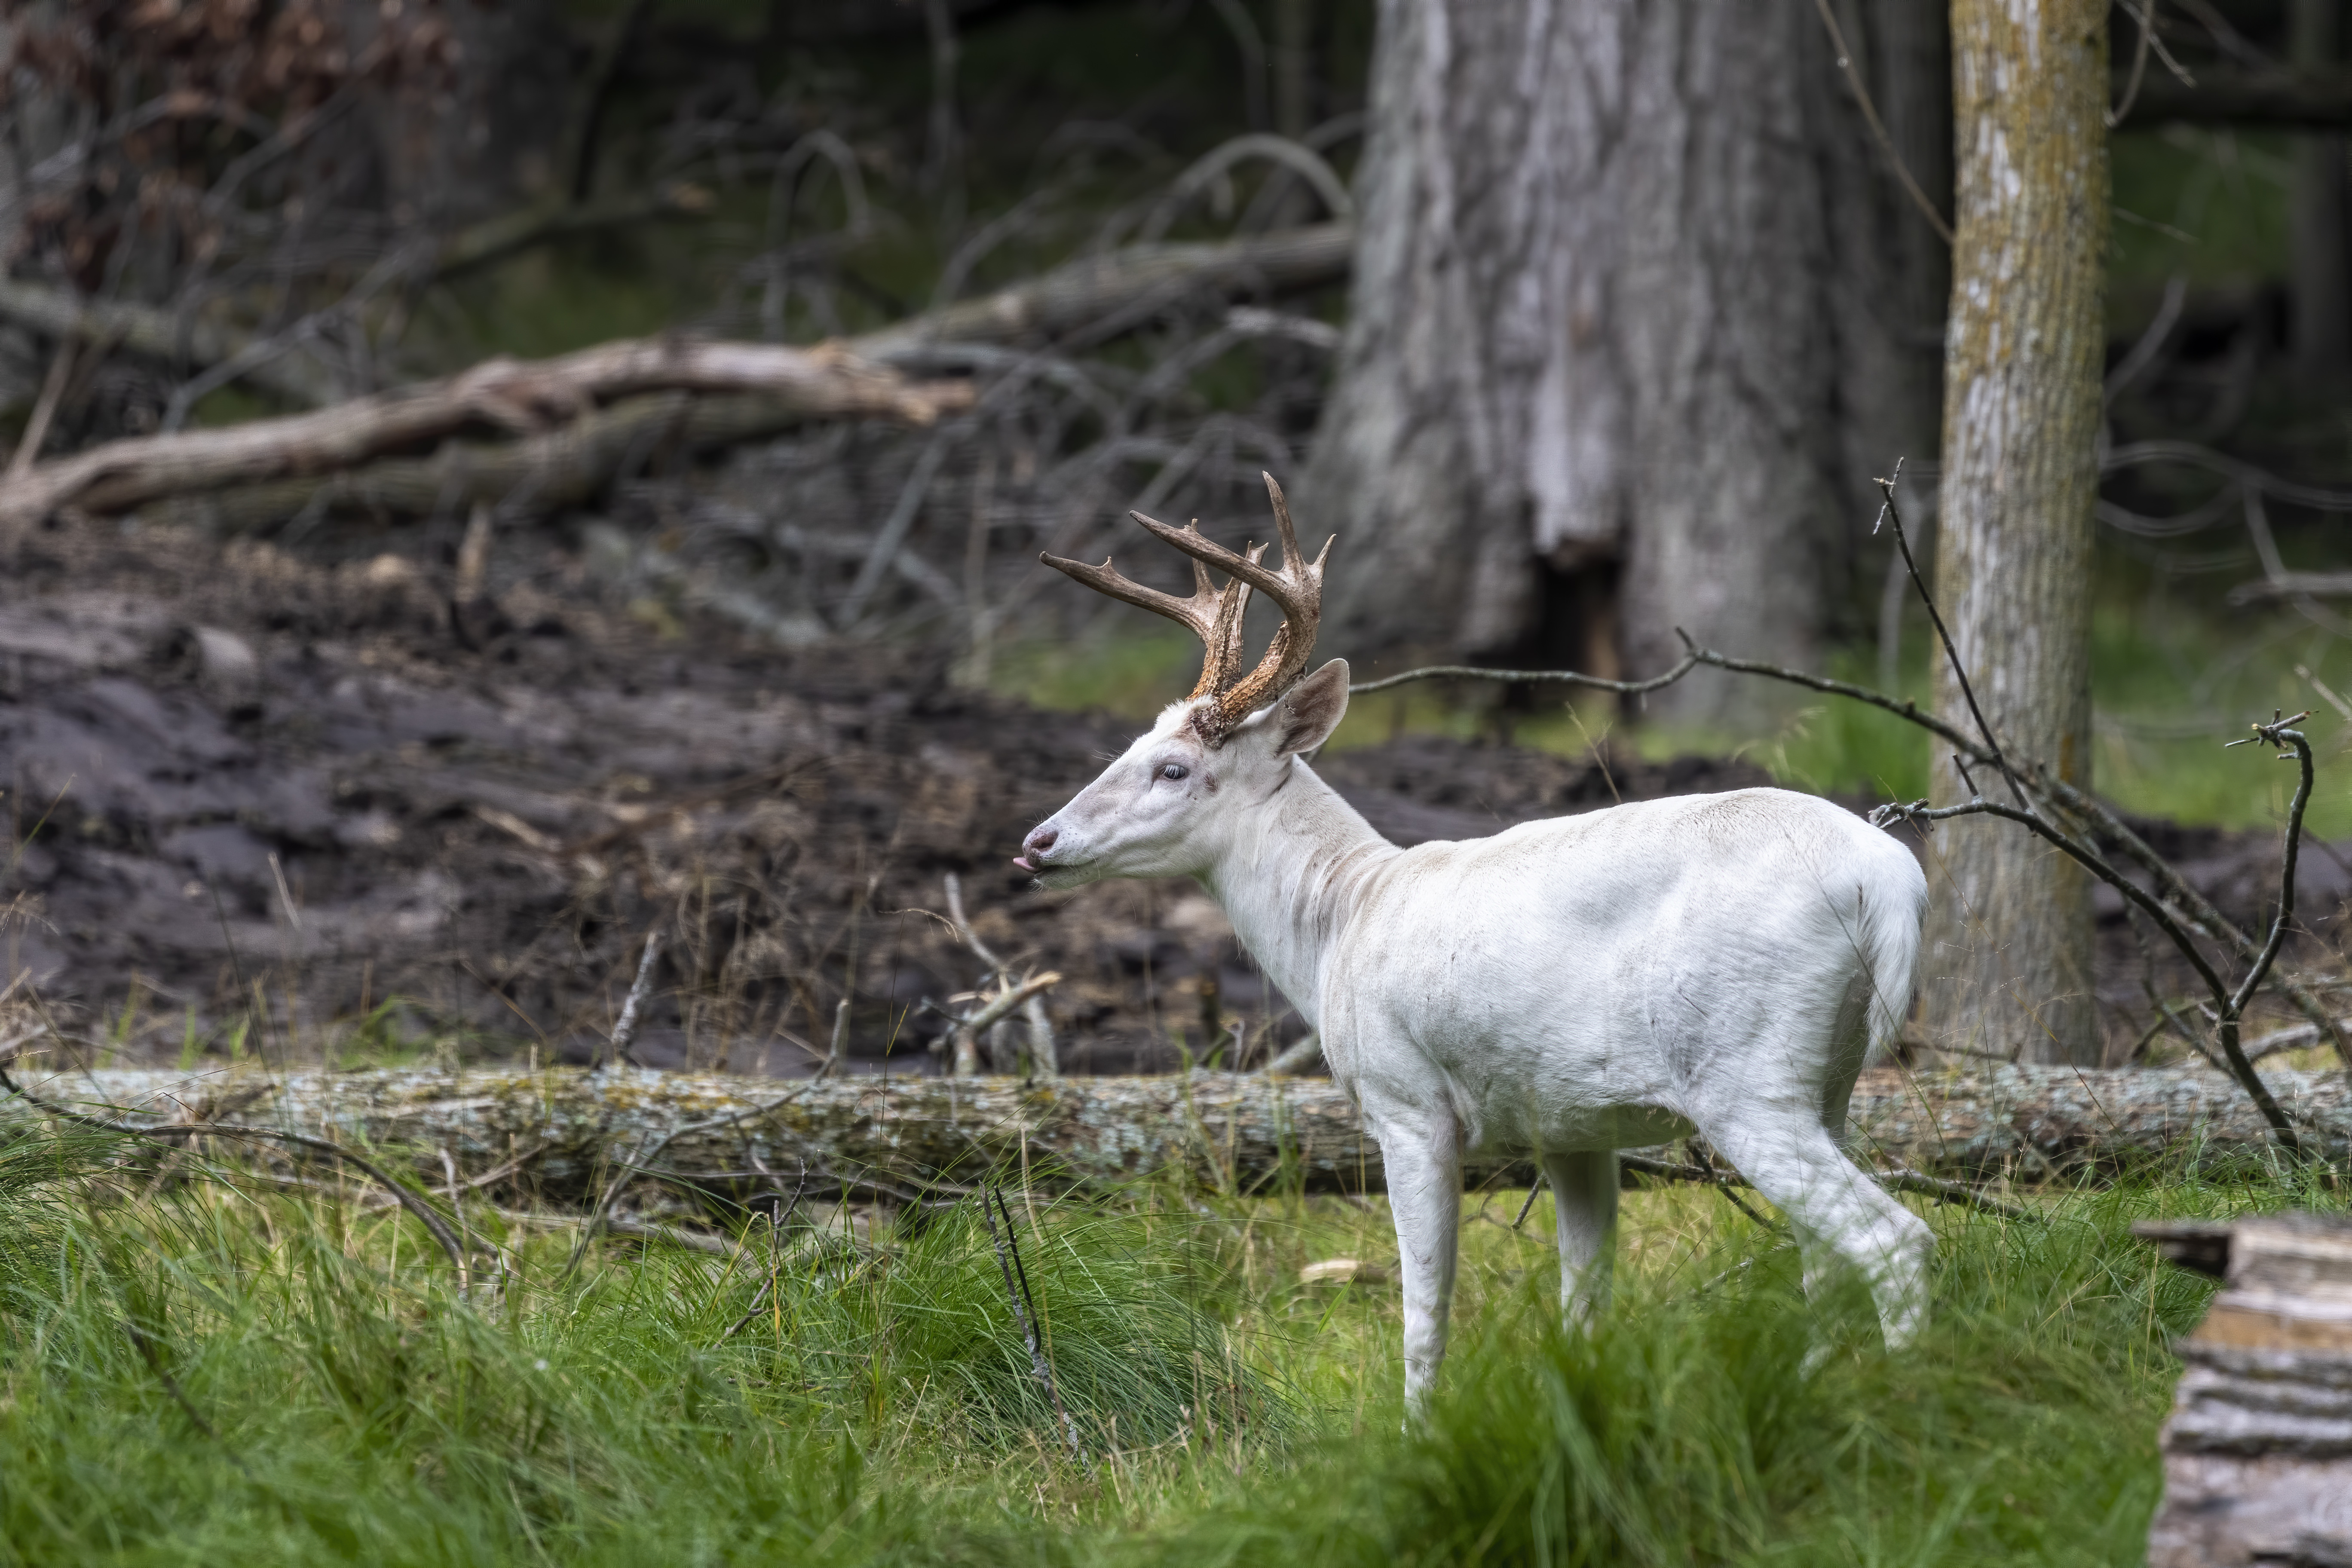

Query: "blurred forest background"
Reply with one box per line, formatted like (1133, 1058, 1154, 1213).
(4, 0, 2352, 1075)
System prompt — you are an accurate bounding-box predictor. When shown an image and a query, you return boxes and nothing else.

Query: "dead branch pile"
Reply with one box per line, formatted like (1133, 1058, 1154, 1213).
(14, 1063, 2344, 1200)
(0, 214, 1355, 655)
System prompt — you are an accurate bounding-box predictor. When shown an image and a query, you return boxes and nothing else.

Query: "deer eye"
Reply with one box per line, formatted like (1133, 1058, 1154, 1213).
(1158, 762, 1189, 782)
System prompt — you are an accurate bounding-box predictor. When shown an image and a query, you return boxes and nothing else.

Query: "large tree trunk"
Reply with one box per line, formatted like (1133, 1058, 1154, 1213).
(1302, 0, 1948, 724)
(1918, 0, 2107, 1064)
(19, 1064, 2345, 1197)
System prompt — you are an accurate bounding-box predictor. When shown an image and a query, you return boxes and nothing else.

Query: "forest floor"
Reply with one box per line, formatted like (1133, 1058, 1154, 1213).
(3, 508, 2346, 1077)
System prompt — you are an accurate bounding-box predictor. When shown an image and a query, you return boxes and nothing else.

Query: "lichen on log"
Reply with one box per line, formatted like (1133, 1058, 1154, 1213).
(8, 1062, 2343, 1199)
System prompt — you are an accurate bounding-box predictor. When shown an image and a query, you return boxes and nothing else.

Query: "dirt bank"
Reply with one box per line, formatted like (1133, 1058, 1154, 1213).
(2, 512, 2340, 1074)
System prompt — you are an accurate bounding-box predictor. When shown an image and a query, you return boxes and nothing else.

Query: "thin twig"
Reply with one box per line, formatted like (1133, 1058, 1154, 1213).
(1877, 1167, 2040, 1222)
(1807, 0, 1955, 244)
(1689, 1139, 1781, 1231)
(7, 336, 77, 478)
(123, 1317, 249, 1475)
(2109, 0, 2159, 126)
(823, 997, 851, 1080)
(0, 1063, 472, 1279)
(1349, 645, 1703, 698)
(1619, 1146, 2033, 1221)
(604, 931, 663, 1070)
(982, 1186, 1085, 1463)
(1875, 462, 2033, 814)
(560, 1083, 814, 1279)
(719, 1169, 809, 1344)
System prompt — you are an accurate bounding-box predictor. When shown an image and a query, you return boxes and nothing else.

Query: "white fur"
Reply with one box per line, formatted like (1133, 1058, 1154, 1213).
(1020, 660, 1932, 1408)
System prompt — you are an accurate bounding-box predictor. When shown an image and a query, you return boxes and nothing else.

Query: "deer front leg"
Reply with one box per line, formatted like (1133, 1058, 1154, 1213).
(1374, 1103, 1462, 1416)
(1541, 1148, 1618, 1324)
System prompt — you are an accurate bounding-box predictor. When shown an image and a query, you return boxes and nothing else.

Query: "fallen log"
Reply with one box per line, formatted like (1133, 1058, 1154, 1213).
(0, 339, 970, 536)
(0, 277, 337, 409)
(11, 1062, 2343, 1200)
(136, 390, 867, 536)
(851, 220, 1354, 363)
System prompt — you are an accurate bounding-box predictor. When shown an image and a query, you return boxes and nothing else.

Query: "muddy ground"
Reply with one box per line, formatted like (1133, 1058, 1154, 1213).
(3, 511, 2342, 1075)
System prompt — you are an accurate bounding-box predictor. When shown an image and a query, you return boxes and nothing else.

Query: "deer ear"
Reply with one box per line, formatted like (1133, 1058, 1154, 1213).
(1272, 659, 1349, 755)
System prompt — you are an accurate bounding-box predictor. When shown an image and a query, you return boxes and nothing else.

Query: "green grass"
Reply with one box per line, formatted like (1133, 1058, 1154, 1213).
(1, 1121, 2339, 1566)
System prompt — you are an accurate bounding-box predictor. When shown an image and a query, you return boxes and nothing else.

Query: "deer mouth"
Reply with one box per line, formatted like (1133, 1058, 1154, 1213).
(1016, 851, 1096, 885)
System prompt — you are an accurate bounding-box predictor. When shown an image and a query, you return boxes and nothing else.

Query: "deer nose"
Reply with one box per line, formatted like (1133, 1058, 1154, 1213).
(1025, 825, 1058, 858)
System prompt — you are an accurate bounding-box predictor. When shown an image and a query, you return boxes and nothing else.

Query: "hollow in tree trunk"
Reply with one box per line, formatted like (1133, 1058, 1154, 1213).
(1302, 0, 1949, 726)
(1919, 0, 2107, 1065)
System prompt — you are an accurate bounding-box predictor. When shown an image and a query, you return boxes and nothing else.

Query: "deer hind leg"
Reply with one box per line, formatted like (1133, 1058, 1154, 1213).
(1541, 1148, 1618, 1325)
(1372, 1102, 1462, 1416)
(1698, 1111, 1931, 1349)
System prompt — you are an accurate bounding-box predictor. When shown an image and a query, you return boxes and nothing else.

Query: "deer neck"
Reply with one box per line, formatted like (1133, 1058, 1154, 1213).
(1195, 759, 1396, 1030)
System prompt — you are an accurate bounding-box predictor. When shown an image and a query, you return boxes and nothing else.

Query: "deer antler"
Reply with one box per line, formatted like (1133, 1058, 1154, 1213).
(1040, 472, 1332, 744)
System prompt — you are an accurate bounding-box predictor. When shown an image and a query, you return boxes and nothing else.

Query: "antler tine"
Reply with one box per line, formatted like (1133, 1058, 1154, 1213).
(1040, 531, 1266, 704)
(1194, 541, 1264, 699)
(1037, 550, 1225, 645)
(1262, 471, 1303, 572)
(1259, 471, 1336, 576)
(1209, 474, 1332, 726)
(1128, 509, 1295, 605)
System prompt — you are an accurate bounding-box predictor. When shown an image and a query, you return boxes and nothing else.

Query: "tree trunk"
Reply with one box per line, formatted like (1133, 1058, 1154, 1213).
(23, 1063, 2346, 1198)
(1919, 0, 2107, 1065)
(332, 0, 573, 229)
(1303, 0, 1948, 725)
(2292, 0, 2350, 380)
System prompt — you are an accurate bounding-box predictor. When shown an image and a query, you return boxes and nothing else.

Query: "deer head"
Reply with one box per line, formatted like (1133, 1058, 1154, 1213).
(1016, 472, 1348, 887)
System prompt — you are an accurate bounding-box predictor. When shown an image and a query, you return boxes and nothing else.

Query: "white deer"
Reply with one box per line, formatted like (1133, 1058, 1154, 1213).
(1017, 475, 1933, 1407)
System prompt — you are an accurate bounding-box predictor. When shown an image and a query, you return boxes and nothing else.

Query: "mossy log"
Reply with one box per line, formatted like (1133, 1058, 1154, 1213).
(10, 1062, 2345, 1199)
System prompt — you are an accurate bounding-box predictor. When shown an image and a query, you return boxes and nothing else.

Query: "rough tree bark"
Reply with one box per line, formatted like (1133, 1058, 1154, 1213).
(18, 1064, 2345, 1198)
(1302, 0, 1949, 723)
(1919, 0, 2108, 1064)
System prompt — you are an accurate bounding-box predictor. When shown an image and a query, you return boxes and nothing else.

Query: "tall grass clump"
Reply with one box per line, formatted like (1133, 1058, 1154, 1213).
(780, 1194, 1283, 1456)
(1181, 1169, 2334, 1568)
(0, 1135, 1277, 1567)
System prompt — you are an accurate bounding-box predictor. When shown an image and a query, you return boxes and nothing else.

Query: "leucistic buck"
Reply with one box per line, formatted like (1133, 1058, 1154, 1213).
(1017, 475, 1934, 1407)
